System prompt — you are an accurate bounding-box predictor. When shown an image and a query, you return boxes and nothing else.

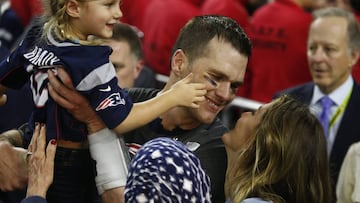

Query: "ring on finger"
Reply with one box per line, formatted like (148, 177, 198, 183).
(24, 151, 32, 164)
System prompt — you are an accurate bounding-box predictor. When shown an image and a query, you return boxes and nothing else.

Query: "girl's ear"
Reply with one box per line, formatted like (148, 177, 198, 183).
(65, 0, 81, 18)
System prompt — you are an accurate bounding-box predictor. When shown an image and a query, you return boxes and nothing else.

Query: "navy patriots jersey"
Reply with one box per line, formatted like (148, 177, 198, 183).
(0, 24, 133, 142)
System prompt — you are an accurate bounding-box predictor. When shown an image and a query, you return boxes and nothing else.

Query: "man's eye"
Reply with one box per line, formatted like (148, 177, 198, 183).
(204, 75, 218, 87)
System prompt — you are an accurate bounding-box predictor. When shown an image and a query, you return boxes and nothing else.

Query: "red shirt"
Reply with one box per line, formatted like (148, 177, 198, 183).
(120, 0, 153, 32)
(246, 0, 312, 102)
(142, 0, 203, 75)
(10, 0, 43, 26)
(201, 0, 250, 33)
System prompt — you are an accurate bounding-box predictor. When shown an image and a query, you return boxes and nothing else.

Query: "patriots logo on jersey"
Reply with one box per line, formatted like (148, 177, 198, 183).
(96, 93, 126, 111)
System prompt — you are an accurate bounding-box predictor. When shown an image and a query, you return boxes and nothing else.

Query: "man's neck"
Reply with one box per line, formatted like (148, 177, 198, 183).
(160, 107, 201, 131)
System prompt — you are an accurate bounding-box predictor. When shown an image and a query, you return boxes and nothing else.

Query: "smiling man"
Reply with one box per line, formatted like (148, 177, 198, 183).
(122, 15, 251, 203)
(47, 15, 251, 203)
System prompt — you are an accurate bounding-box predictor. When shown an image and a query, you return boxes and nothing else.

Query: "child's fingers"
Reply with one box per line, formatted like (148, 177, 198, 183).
(190, 103, 200, 108)
(196, 89, 207, 96)
(180, 73, 194, 84)
(191, 83, 206, 90)
(194, 95, 206, 102)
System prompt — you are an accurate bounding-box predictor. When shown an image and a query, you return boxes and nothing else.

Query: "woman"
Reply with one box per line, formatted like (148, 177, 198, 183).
(223, 95, 332, 203)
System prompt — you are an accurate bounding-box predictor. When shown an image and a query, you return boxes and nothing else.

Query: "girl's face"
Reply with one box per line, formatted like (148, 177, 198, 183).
(76, 0, 122, 39)
(222, 103, 271, 152)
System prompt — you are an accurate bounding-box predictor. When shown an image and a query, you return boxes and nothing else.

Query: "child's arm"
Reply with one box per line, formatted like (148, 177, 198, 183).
(113, 73, 206, 134)
(48, 68, 205, 134)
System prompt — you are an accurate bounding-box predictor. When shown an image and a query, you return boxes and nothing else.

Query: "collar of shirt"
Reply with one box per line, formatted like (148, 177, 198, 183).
(311, 75, 354, 107)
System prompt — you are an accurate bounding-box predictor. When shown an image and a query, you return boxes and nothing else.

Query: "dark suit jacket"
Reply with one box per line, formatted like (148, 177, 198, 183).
(275, 82, 360, 189)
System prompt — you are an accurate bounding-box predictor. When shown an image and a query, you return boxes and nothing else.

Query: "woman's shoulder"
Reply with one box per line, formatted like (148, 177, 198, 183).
(226, 197, 273, 203)
(241, 197, 272, 203)
(241, 197, 273, 203)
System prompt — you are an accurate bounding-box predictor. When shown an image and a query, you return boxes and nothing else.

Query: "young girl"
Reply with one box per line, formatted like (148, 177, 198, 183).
(0, 0, 205, 202)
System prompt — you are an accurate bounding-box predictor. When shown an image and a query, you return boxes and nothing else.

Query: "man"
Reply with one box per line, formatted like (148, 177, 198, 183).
(0, 15, 251, 202)
(48, 15, 251, 203)
(275, 7, 360, 201)
(106, 23, 156, 89)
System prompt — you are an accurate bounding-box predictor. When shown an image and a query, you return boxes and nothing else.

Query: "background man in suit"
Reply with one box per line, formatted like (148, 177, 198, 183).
(275, 7, 360, 201)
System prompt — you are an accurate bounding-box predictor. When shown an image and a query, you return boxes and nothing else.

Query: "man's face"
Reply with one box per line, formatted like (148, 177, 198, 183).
(307, 17, 355, 94)
(106, 39, 141, 88)
(185, 38, 248, 124)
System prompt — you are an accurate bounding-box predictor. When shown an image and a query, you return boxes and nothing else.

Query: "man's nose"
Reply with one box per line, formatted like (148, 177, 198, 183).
(215, 82, 232, 101)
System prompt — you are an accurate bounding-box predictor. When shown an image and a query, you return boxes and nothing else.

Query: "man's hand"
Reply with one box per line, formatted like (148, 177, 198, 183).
(0, 141, 28, 191)
(47, 68, 105, 134)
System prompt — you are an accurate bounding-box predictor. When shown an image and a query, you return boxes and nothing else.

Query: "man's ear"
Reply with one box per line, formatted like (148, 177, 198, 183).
(65, 0, 81, 18)
(353, 50, 360, 64)
(171, 49, 189, 77)
(134, 60, 144, 79)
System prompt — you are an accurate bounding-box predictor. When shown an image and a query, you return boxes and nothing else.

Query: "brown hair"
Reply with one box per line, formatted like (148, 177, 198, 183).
(225, 95, 332, 203)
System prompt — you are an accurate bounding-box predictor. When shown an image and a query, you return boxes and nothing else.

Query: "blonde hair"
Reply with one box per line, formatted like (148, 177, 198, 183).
(225, 95, 332, 203)
(41, 0, 102, 45)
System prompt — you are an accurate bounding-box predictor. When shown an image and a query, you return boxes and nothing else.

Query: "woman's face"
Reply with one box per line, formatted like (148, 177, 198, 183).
(222, 102, 271, 152)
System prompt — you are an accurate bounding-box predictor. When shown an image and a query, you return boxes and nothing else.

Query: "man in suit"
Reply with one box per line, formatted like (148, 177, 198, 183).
(275, 7, 360, 199)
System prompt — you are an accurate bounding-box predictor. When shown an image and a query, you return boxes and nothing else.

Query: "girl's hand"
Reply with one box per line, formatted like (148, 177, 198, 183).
(169, 73, 206, 108)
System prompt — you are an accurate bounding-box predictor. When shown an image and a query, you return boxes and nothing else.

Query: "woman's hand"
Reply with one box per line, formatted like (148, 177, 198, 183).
(26, 124, 57, 198)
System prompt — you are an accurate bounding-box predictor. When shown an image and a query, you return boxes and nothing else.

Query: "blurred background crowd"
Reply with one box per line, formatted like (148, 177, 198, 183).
(2, 0, 360, 129)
